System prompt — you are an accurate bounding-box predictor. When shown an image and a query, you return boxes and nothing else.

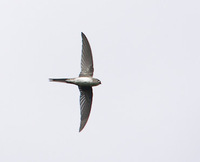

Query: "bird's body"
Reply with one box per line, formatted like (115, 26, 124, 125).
(49, 32, 101, 132)
(71, 77, 101, 86)
(50, 77, 100, 87)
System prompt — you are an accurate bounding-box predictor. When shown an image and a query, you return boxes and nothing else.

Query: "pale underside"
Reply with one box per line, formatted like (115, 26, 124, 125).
(50, 32, 97, 132)
(78, 32, 94, 132)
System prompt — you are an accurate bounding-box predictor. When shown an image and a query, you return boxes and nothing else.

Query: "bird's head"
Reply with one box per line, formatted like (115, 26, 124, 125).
(93, 78, 101, 86)
(97, 79, 101, 85)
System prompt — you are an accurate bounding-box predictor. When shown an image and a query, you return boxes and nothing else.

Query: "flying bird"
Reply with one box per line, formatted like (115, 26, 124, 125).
(49, 32, 101, 132)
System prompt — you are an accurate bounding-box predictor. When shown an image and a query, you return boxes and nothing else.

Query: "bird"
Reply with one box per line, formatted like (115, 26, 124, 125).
(49, 32, 101, 132)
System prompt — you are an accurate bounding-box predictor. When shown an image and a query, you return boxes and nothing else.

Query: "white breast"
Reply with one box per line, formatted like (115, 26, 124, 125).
(74, 77, 93, 86)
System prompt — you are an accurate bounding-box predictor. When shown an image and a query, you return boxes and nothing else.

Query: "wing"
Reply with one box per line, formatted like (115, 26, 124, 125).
(78, 86, 93, 132)
(79, 32, 94, 77)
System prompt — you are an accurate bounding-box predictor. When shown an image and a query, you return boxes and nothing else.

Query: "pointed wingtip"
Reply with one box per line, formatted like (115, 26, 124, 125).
(79, 124, 85, 132)
(81, 32, 86, 38)
(79, 126, 83, 132)
(79, 119, 88, 132)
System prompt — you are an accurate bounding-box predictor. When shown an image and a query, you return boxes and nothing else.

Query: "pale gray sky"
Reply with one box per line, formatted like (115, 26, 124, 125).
(0, 0, 200, 161)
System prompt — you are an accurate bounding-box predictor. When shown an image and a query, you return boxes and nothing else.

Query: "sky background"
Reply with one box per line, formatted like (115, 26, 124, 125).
(0, 0, 200, 161)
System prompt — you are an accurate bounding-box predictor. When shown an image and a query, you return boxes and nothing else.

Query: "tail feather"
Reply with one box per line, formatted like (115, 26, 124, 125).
(49, 78, 67, 83)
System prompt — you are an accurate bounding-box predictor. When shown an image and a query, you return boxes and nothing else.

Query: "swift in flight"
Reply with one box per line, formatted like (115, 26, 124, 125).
(49, 32, 101, 132)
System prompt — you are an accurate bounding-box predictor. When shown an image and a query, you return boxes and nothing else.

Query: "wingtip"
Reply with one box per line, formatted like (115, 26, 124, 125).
(79, 124, 85, 132)
(81, 32, 86, 38)
(79, 127, 83, 132)
(79, 119, 88, 132)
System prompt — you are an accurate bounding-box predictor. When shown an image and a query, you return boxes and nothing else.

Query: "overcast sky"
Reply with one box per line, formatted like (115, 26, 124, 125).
(0, 0, 200, 162)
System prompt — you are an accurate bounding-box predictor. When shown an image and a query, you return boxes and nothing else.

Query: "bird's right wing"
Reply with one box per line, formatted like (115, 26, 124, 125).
(78, 86, 93, 132)
(79, 32, 94, 77)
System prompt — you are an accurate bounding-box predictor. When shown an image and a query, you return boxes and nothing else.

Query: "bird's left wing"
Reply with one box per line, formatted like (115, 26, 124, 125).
(78, 86, 93, 132)
(79, 32, 94, 77)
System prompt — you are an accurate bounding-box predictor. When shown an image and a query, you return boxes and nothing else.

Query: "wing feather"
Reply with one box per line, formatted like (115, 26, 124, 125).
(79, 32, 94, 77)
(78, 86, 93, 132)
